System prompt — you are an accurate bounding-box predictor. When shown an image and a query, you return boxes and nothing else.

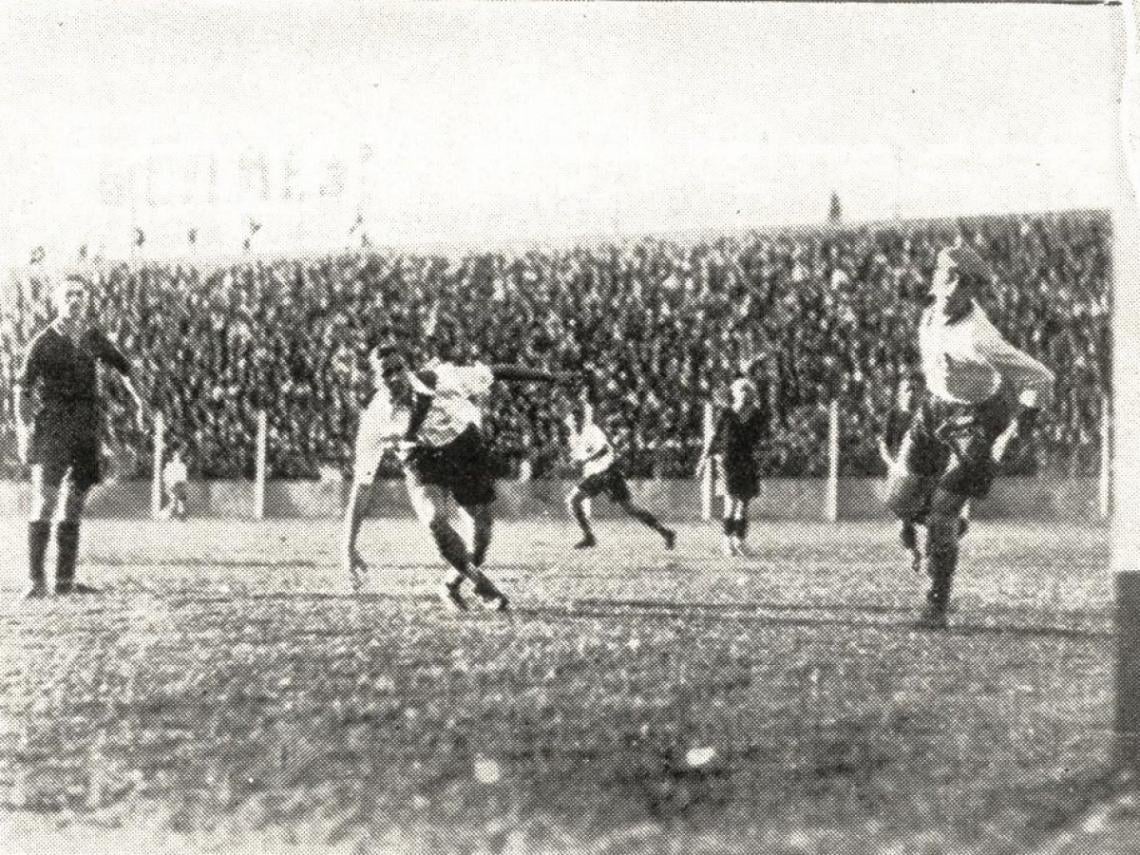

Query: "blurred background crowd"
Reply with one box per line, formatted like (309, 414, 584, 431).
(0, 209, 1111, 481)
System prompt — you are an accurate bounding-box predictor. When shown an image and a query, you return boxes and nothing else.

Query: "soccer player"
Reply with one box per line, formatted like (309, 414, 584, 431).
(886, 245, 1054, 629)
(161, 444, 190, 520)
(396, 330, 578, 611)
(564, 399, 676, 551)
(696, 377, 767, 557)
(342, 343, 409, 591)
(13, 272, 147, 598)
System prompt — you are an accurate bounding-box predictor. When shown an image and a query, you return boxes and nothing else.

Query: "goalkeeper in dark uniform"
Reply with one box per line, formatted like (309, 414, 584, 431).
(696, 377, 768, 557)
(886, 246, 1053, 629)
(13, 273, 147, 598)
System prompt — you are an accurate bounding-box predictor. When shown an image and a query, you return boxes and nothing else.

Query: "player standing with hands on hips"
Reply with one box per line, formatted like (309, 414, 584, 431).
(886, 246, 1054, 629)
(14, 272, 147, 598)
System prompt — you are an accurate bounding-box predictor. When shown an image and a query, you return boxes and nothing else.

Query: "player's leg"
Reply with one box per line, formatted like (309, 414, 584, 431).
(342, 480, 378, 591)
(722, 496, 743, 556)
(614, 471, 674, 549)
(918, 486, 970, 628)
(23, 464, 60, 599)
(54, 473, 94, 595)
(457, 501, 508, 611)
(734, 497, 753, 557)
(958, 499, 971, 539)
(406, 476, 473, 609)
(567, 485, 597, 548)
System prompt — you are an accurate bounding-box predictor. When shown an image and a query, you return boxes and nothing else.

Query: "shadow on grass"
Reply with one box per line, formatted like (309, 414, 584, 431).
(561, 597, 1112, 641)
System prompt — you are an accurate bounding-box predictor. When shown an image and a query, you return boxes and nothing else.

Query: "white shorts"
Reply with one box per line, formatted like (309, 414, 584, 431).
(353, 395, 399, 485)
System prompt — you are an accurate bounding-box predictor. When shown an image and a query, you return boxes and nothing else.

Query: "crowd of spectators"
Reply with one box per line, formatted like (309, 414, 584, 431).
(0, 210, 1111, 481)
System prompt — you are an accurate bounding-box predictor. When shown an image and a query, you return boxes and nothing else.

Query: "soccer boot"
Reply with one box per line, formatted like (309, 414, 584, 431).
(573, 533, 597, 550)
(438, 580, 469, 612)
(472, 576, 510, 612)
(733, 538, 755, 559)
(662, 529, 676, 551)
(20, 581, 48, 601)
(914, 601, 949, 631)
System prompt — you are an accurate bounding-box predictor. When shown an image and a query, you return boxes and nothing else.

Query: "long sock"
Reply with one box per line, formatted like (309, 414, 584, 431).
(27, 521, 50, 585)
(737, 518, 749, 540)
(629, 506, 666, 534)
(54, 522, 81, 592)
(722, 518, 735, 536)
(573, 503, 594, 540)
(924, 519, 958, 611)
(429, 520, 472, 580)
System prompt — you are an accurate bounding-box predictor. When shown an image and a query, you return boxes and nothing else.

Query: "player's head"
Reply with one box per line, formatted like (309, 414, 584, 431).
(931, 245, 990, 312)
(52, 272, 91, 321)
(730, 377, 756, 409)
(366, 325, 416, 397)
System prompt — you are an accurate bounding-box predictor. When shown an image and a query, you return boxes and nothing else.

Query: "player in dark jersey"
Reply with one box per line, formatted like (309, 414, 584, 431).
(696, 378, 768, 557)
(13, 273, 147, 598)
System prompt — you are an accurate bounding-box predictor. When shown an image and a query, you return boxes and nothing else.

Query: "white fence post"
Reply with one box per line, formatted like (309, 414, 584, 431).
(254, 410, 268, 520)
(1101, 392, 1111, 520)
(825, 399, 839, 523)
(151, 411, 165, 520)
(701, 401, 714, 522)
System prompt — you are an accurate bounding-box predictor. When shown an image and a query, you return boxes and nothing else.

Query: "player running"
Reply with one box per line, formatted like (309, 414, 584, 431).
(353, 326, 577, 611)
(13, 272, 147, 598)
(696, 377, 767, 557)
(886, 245, 1054, 629)
(563, 398, 676, 551)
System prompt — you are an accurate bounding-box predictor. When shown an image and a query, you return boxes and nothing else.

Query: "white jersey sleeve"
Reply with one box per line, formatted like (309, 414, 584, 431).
(972, 310, 1055, 408)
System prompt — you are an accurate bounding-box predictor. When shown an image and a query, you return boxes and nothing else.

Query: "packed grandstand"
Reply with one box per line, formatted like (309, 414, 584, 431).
(0, 209, 1110, 481)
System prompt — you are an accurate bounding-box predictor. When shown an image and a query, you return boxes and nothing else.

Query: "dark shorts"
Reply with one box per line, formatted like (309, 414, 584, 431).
(577, 466, 631, 503)
(902, 383, 1018, 501)
(30, 403, 102, 490)
(406, 425, 497, 507)
(722, 458, 759, 501)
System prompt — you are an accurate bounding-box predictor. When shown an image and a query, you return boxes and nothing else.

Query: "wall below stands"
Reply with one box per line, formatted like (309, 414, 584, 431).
(0, 478, 1104, 521)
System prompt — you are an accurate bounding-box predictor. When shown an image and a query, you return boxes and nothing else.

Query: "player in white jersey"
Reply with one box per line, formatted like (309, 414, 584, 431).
(398, 331, 578, 611)
(886, 245, 1054, 629)
(342, 344, 409, 591)
(564, 398, 676, 550)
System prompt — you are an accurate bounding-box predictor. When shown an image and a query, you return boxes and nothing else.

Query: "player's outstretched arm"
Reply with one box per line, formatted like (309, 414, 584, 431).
(119, 374, 149, 432)
(12, 385, 31, 464)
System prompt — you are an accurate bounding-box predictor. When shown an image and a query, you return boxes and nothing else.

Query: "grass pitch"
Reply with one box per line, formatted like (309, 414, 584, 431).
(0, 517, 1115, 854)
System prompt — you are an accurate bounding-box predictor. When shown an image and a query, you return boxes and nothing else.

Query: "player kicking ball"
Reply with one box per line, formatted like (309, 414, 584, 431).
(353, 327, 578, 612)
(564, 398, 676, 551)
(886, 245, 1054, 630)
(696, 378, 767, 557)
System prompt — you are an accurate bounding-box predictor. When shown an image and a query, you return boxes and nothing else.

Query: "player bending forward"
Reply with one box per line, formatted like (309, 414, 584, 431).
(564, 401, 676, 551)
(886, 246, 1054, 629)
(347, 331, 577, 611)
(696, 378, 767, 557)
